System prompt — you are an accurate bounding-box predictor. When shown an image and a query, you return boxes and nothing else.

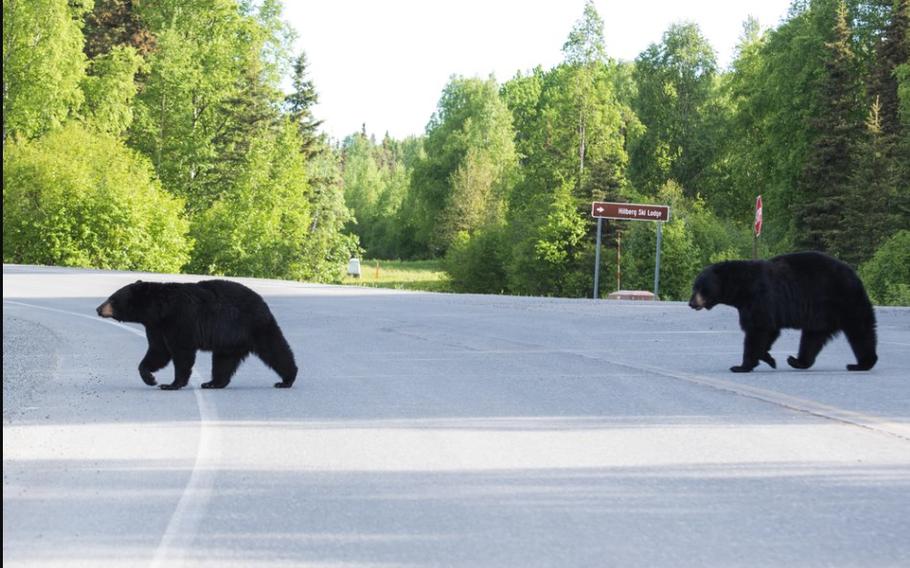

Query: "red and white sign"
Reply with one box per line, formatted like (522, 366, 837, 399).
(591, 202, 670, 222)
(754, 195, 763, 237)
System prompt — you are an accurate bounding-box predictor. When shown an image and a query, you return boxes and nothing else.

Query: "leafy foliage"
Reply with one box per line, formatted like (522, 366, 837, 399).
(3, 0, 90, 140)
(859, 230, 910, 305)
(445, 227, 509, 294)
(188, 122, 355, 282)
(80, 45, 143, 135)
(3, 124, 192, 272)
(3, 0, 907, 302)
(793, 1, 865, 252)
(410, 76, 518, 255)
(617, 181, 751, 300)
(629, 22, 719, 196)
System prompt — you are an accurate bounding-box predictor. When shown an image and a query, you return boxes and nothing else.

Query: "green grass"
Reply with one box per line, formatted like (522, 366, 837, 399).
(342, 259, 452, 292)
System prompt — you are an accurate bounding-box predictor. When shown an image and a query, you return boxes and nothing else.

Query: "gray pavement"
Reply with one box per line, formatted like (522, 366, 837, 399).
(4, 264, 910, 567)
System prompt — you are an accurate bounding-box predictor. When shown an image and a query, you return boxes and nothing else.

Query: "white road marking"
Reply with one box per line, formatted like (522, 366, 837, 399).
(3, 299, 219, 568)
(572, 350, 910, 443)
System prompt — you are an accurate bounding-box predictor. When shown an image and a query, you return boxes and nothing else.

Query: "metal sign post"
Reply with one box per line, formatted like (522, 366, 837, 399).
(591, 201, 670, 300)
(593, 217, 603, 299)
(654, 222, 663, 297)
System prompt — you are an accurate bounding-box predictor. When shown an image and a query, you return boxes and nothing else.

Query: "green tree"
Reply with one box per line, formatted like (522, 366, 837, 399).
(189, 121, 318, 279)
(562, 0, 607, 185)
(621, 218, 699, 301)
(286, 51, 323, 159)
(794, 0, 865, 252)
(501, 48, 633, 296)
(130, 0, 276, 210)
(3, 0, 90, 141)
(80, 45, 143, 135)
(718, 0, 900, 254)
(630, 22, 720, 195)
(411, 76, 518, 255)
(859, 229, 910, 305)
(713, 17, 771, 223)
(839, 99, 902, 265)
(505, 180, 592, 296)
(869, 0, 909, 137)
(445, 226, 509, 294)
(82, 0, 156, 59)
(341, 131, 385, 250)
(3, 124, 192, 272)
(302, 142, 361, 281)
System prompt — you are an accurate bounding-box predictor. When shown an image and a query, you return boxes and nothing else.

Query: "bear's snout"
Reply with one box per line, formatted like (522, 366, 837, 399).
(689, 292, 705, 310)
(97, 302, 114, 318)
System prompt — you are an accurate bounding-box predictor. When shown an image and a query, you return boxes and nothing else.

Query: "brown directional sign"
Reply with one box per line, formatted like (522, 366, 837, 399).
(591, 201, 670, 222)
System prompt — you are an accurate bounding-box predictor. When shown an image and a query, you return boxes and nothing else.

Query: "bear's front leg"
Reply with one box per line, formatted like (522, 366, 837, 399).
(139, 328, 171, 386)
(139, 363, 158, 386)
(139, 349, 170, 386)
(731, 329, 771, 373)
(160, 348, 196, 390)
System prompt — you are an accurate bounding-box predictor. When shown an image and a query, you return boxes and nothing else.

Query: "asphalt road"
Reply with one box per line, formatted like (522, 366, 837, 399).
(4, 264, 910, 568)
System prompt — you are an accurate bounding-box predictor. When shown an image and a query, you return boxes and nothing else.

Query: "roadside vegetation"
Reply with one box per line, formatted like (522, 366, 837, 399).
(4, 0, 908, 303)
(343, 260, 452, 293)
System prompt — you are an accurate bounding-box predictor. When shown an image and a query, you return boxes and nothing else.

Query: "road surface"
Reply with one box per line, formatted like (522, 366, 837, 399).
(4, 264, 910, 567)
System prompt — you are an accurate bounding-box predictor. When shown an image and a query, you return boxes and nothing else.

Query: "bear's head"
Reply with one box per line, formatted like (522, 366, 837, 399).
(689, 266, 722, 311)
(96, 280, 159, 323)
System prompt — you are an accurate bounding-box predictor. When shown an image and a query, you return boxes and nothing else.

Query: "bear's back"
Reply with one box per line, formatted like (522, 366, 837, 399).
(196, 279, 262, 301)
(770, 251, 864, 292)
(767, 251, 873, 324)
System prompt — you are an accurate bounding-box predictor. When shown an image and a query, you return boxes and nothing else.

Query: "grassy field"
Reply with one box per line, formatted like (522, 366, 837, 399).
(342, 259, 452, 292)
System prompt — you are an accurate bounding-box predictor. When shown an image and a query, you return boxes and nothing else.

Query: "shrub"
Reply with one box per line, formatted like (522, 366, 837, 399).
(3, 124, 192, 272)
(859, 230, 910, 306)
(445, 227, 509, 294)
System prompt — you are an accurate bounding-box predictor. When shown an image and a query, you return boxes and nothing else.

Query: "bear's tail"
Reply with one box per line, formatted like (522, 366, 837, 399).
(253, 322, 298, 387)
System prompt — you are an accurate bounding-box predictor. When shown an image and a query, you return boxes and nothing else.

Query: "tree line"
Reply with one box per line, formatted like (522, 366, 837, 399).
(3, 0, 908, 304)
(343, 0, 909, 303)
(4, 0, 355, 282)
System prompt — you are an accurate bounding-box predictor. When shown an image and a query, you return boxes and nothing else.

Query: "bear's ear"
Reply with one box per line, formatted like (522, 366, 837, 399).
(135, 279, 143, 283)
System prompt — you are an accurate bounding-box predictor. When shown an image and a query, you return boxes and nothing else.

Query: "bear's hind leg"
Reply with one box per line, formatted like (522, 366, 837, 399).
(203, 351, 246, 389)
(787, 330, 831, 370)
(253, 325, 298, 388)
(759, 329, 780, 369)
(843, 325, 877, 371)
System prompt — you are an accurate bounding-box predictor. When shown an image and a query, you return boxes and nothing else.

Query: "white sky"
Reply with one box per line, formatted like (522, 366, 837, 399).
(282, 0, 793, 141)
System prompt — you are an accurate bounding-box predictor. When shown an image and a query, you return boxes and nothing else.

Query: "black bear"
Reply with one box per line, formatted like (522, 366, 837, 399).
(97, 280, 298, 390)
(688, 251, 877, 373)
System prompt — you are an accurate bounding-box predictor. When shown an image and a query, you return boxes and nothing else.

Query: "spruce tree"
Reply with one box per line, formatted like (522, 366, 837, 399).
(83, 0, 155, 60)
(794, 1, 864, 252)
(839, 99, 894, 265)
(869, 0, 909, 137)
(286, 51, 323, 159)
